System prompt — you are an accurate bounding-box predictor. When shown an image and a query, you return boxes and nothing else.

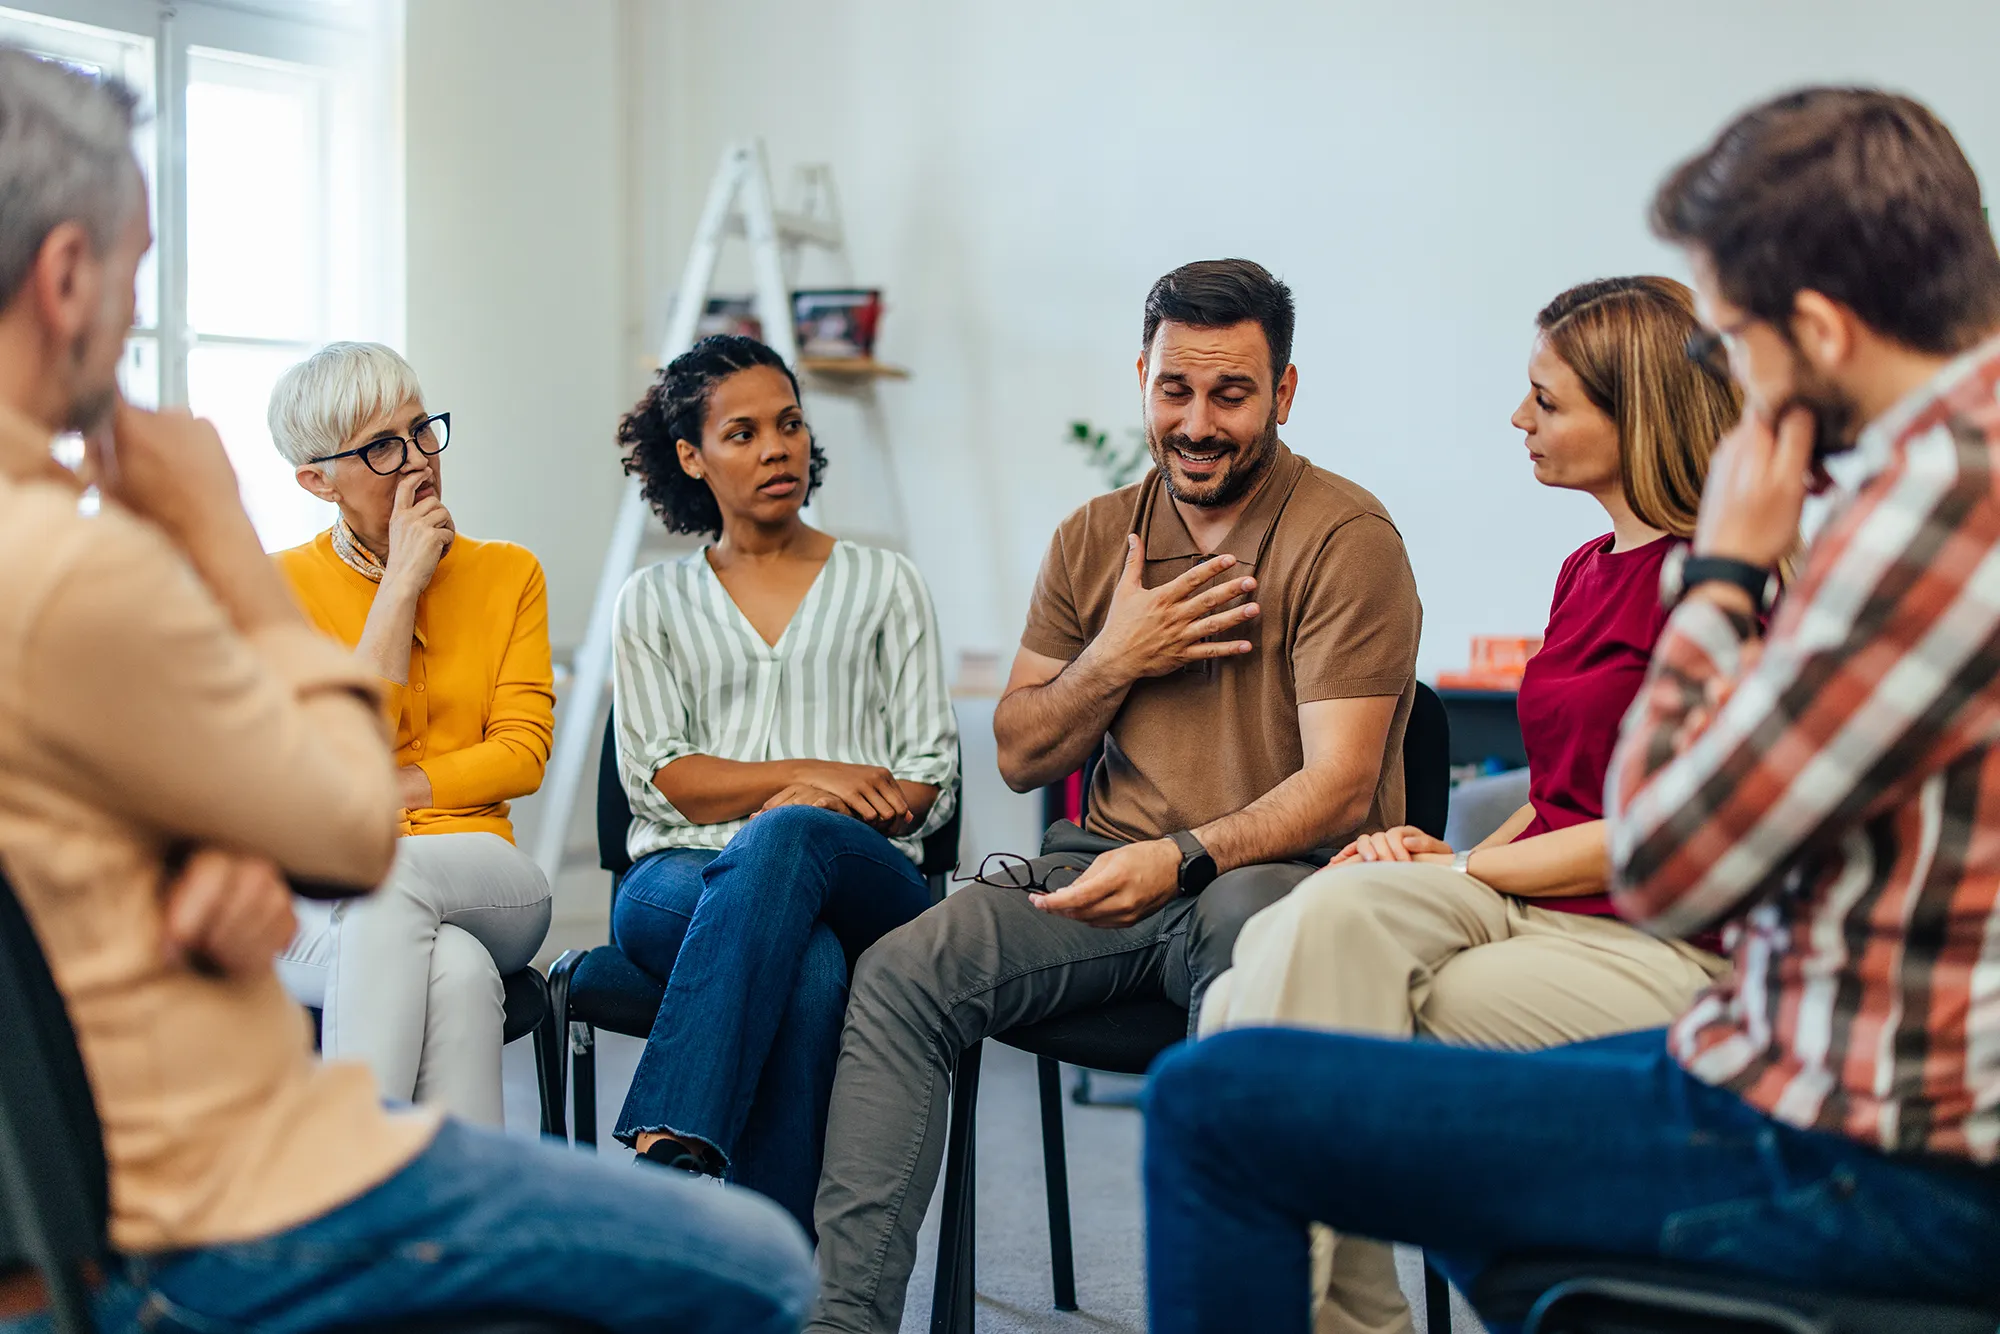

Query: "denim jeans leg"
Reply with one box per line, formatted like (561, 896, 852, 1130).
(1142, 1027, 2000, 1334)
(125, 1120, 814, 1334)
(729, 921, 847, 1236)
(612, 807, 929, 1167)
(609, 846, 710, 1157)
(609, 847, 714, 982)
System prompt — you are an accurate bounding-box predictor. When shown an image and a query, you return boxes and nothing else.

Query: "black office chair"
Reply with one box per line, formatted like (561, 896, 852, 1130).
(308, 957, 563, 1136)
(545, 709, 963, 1145)
(0, 867, 604, 1334)
(1471, 1253, 2000, 1333)
(927, 681, 1455, 1333)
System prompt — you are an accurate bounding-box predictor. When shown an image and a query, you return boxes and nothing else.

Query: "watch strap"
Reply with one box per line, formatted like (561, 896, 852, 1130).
(1168, 830, 1215, 894)
(1677, 555, 1773, 616)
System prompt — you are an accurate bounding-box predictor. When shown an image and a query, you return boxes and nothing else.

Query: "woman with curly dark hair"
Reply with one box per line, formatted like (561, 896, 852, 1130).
(606, 334, 958, 1234)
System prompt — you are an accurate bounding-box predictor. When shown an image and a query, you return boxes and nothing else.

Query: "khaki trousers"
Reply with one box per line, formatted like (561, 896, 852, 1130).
(1201, 861, 1724, 1334)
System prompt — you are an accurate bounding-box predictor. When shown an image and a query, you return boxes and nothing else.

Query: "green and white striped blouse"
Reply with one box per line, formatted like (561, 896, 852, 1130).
(611, 540, 960, 864)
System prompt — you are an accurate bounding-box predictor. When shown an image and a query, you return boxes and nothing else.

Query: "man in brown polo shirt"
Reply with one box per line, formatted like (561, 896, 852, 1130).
(811, 259, 1421, 1333)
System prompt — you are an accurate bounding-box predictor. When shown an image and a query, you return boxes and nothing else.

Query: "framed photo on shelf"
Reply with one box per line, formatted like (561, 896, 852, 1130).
(695, 294, 763, 340)
(792, 288, 882, 359)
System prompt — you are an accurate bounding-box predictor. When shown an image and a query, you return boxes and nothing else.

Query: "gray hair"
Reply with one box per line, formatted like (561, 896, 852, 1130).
(0, 46, 141, 309)
(268, 341, 426, 469)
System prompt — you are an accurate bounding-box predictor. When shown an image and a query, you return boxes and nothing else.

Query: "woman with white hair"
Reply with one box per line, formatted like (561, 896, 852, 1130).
(270, 342, 554, 1126)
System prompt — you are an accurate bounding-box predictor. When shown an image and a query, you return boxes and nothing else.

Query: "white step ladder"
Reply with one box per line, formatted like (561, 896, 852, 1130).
(530, 142, 905, 882)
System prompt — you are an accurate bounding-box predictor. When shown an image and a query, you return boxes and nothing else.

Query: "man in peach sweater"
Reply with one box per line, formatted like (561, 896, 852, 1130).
(0, 46, 810, 1334)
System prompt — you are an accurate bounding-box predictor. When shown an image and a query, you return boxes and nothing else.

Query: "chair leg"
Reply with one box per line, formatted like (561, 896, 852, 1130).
(952, 1126, 975, 1334)
(545, 950, 581, 1143)
(1035, 1056, 1078, 1312)
(532, 1014, 559, 1139)
(571, 1022, 598, 1149)
(929, 1040, 982, 1334)
(1423, 1254, 1452, 1334)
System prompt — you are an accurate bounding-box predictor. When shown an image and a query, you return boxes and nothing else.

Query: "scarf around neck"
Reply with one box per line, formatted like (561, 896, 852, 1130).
(330, 516, 387, 583)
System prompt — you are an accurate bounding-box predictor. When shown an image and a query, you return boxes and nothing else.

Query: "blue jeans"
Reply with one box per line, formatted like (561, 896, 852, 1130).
(1144, 1028, 2000, 1334)
(611, 805, 932, 1234)
(0, 1119, 813, 1334)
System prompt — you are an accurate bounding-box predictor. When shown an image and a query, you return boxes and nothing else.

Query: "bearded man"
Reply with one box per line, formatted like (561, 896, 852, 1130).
(807, 257, 1423, 1333)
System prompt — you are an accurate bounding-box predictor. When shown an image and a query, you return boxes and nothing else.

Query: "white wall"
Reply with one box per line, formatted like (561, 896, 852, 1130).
(405, 0, 634, 651)
(632, 0, 2000, 679)
(403, 0, 2000, 922)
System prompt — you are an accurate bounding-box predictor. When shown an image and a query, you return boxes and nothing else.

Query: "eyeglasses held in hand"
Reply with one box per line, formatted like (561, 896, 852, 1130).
(949, 852, 1079, 894)
(310, 412, 451, 475)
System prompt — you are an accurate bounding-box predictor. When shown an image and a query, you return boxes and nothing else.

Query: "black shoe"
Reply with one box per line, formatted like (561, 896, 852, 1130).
(638, 1138, 711, 1176)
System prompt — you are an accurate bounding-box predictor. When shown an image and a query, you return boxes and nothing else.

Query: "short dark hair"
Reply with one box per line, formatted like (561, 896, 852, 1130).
(618, 334, 827, 539)
(1141, 258, 1295, 378)
(1652, 87, 2000, 355)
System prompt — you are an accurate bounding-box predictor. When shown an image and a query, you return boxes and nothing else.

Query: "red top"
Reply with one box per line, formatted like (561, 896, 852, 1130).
(1511, 533, 1676, 916)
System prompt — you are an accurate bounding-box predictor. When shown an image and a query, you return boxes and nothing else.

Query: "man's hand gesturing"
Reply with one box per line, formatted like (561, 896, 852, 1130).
(1084, 535, 1259, 684)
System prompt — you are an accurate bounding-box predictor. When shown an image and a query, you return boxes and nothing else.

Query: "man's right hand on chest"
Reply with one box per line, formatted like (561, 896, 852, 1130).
(1083, 535, 1261, 683)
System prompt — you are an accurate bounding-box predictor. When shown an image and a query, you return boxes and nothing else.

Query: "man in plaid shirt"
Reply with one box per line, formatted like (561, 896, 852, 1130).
(1142, 88, 2000, 1334)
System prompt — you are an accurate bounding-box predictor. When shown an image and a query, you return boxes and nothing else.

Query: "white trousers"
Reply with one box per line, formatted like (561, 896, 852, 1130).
(279, 831, 551, 1126)
(1202, 861, 1725, 1334)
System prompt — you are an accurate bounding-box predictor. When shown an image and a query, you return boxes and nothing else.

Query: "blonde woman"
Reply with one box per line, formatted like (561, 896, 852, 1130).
(270, 342, 554, 1127)
(1201, 277, 1742, 1334)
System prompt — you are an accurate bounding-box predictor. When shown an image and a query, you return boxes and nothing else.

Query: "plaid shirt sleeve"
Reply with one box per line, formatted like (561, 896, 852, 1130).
(1605, 419, 2000, 938)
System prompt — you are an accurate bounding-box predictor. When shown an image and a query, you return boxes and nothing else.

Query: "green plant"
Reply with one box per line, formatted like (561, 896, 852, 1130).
(1065, 420, 1151, 489)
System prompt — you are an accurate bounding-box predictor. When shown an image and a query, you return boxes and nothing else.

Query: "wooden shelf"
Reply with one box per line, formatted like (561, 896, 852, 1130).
(801, 357, 909, 379)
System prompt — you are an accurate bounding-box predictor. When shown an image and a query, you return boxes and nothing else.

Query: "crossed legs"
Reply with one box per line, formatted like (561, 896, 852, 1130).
(281, 830, 551, 1125)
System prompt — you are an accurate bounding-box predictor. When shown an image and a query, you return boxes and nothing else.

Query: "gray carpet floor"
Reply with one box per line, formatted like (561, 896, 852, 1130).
(502, 1035, 1485, 1332)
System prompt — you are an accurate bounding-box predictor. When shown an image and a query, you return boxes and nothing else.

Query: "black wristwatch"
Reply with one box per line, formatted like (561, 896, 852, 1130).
(1168, 830, 1217, 896)
(1659, 546, 1777, 617)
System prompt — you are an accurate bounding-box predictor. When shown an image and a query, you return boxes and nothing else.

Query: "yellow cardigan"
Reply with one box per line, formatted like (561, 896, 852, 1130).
(275, 530, 555, 842)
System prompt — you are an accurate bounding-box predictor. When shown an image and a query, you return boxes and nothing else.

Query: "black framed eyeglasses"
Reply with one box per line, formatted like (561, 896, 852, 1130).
(310, 412, 451, 475)
(1684, 318, 1754, 382)
(948, 852, 1079, 894)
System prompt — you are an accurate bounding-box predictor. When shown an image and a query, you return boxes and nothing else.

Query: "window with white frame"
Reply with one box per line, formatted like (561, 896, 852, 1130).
(0, 0, 403, 550)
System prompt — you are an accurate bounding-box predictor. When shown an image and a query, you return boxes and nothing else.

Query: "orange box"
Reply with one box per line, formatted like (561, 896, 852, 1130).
(1435, 636, 1542, 691)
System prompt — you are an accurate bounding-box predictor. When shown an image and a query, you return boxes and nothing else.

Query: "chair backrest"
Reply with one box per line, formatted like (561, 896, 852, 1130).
(1403, 682, 1451, 841)
(918, 786, 963, 882)
(596, 704, 963, 888)
(596, 708, 636, 881)
(0, 867, 109, 1332)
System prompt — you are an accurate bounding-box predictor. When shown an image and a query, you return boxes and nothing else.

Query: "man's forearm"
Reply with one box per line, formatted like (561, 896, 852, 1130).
(1606, 599, 1767, 933)
(994, 648, 1133, 791)
(1194, 763, 1372, 871)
